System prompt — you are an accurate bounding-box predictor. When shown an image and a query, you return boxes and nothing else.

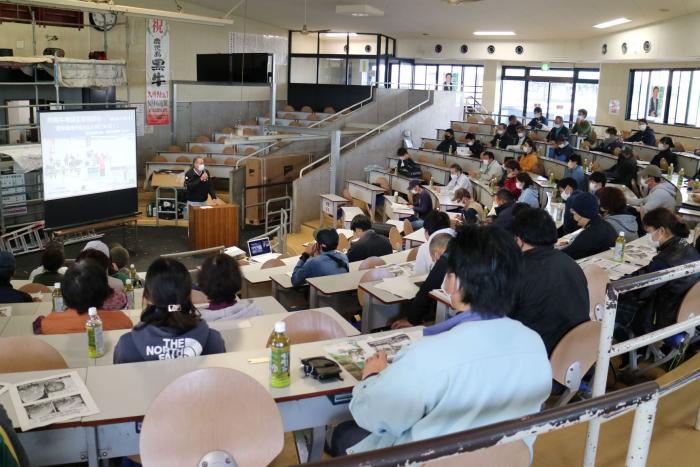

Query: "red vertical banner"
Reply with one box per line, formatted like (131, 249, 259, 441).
(146, 18, 170, 125)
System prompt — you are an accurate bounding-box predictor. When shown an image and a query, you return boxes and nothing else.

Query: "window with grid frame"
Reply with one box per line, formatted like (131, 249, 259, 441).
(627, 68, 700, 127)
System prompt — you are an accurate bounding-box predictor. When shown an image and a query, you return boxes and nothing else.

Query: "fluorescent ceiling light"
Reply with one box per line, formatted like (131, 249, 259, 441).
(7, 0, 233, 26)
(593, 17, 631, 29)
(336, 4, 384, 17)
(473, 31, 515, 36)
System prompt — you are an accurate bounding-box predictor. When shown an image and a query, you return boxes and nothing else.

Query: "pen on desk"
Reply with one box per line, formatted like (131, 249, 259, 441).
(248, 357, 269, 364)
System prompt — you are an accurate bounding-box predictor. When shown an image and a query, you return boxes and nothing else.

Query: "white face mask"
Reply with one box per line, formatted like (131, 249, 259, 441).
(639, 124, 647, 131)
(450, 173, 458, 180)
(522, 146, 531, 153)
(561, 191, 570, 201)
(516, 182, 524, 190)
(658, 143, 668, 150)
(555, 123, 563, 128)
(535, 113, 542, 118)
(497, 129, 505, 135)
(559, 143, 568, 149)
(589, 182, 598, 193)
(481, 159, 489, 166)
(197, 164, 205, 172)
(466, 141, 473, 146)
(647, 229, 660, 248)
(517, 132, 525, 138)
(411, 189, 418, 195)
(577, 115, 584, 120)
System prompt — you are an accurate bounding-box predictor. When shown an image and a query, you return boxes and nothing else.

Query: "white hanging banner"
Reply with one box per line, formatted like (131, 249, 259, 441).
(146, 18, 170, 125)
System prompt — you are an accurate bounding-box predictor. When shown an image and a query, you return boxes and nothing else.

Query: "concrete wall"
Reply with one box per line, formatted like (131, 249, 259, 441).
(292, 90, 463, 231)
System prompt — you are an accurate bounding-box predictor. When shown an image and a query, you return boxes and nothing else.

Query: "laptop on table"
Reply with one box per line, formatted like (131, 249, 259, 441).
(247, 237, 281, 264)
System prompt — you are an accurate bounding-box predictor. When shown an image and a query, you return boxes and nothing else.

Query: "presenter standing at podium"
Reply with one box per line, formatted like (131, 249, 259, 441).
(184, 156, 219, 218)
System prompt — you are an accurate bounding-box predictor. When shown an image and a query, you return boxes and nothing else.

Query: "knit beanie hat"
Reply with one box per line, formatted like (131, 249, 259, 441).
(570, 192, 599, 220)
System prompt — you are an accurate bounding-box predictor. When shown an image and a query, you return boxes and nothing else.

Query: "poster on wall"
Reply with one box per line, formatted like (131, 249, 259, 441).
(608, 99, 620, 116)
(146, 18, 170, 125)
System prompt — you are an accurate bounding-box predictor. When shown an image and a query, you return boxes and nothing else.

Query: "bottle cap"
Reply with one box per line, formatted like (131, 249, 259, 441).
(274, 321, 286, 333)
(88, 307, 97, 316)
(125, 279, 132, 285)
(54, 282, 61, 288)
(130, 263, 135, 268)
(619, 231, 625, 236)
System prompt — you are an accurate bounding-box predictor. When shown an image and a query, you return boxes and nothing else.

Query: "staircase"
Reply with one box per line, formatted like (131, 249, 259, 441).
(290, 89, 465, 232)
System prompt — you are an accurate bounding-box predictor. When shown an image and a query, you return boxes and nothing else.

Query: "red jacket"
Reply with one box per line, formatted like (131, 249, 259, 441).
(503, 176, 521, 199)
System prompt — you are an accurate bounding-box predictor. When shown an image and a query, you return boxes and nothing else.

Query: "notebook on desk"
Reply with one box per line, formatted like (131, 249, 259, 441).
(247, 237, 281, 264)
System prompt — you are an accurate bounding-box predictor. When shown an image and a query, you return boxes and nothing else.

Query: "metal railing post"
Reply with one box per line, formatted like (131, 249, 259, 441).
(625, 394, 659, 467)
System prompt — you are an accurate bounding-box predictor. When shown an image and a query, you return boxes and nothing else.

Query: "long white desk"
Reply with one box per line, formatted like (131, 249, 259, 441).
(0, 326, 421, 466)
(346, 180, 385, 221)
(386, 156, 450, 185)
(240, 256, 299, 298)
(358, 273, 428, 332)
(404, 227, 427, 248)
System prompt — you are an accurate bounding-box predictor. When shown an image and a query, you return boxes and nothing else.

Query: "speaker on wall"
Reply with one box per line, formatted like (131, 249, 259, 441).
(365, 44, 372, 53)
(621, 42, 628, 54)
(487, 45, 495, 54)
(601, 43, 608, 55)
(460, 44, 468, 54)
(643, 40, 651, 53)
(434, 44, 443, 53)
(515, 45, 524, 55)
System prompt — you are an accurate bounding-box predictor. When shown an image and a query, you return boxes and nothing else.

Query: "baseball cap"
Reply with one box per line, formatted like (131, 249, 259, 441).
(639, 165, 663, 178)
(408, 179, 422, 190)
(82, 240, 110, 258)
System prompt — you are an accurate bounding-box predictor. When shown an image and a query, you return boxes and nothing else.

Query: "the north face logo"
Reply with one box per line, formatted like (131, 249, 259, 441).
(145, 337, 203, 359)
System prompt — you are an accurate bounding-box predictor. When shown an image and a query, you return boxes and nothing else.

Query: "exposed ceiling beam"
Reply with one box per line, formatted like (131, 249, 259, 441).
(7, 0, 234, 26)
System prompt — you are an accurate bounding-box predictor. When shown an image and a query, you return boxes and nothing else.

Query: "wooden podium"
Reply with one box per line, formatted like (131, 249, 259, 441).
(188, 203, 240, 250)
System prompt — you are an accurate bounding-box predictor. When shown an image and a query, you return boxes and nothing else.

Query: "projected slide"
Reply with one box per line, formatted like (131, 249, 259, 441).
(40, 109, 137, 201)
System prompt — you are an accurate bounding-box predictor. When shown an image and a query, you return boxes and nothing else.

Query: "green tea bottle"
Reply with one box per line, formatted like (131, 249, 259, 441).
(270, 321, 290, 388)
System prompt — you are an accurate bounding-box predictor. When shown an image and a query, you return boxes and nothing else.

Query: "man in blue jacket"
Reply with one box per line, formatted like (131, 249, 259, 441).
(329, 225, 551, 456)
(291, 229, 349, 286)
(625, 119, 657, 147)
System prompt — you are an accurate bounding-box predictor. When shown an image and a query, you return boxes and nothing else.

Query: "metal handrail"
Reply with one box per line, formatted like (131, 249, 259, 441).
(298, 90, 434, 178)
(302, 382, 660, 467)
(584, 259, 700, 466)
(250, 208, 288, 254)
(160, 245, 225, 259)
(307, 87, 374, 129)
(233, 92, 376, 170)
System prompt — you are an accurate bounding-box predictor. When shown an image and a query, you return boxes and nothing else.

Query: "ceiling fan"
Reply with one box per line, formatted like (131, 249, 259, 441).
(300, 0, 330, 35)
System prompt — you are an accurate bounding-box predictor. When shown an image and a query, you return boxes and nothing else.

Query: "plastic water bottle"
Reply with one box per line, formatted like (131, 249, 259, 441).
(583, 158, 589, 173)
(124, 279, 135, 309)
(51, 283, 64, 312)
(270, 321, 290, 388)
(86, 307, 105, 358)
(668, 163, 674, 177)
(429, 176, 434, 188)
(129, 264, 140, 288)
(548, 172, 554, 186)
(613, 231, 626, 263)
(677, 168, 685, 188)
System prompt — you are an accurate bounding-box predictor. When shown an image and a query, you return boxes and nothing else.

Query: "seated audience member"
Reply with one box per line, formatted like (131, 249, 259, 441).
(452, 188, 484, 224)
(628, 165, 677, 216)
(82, 240, 124, 291)
(561, 193, 617, 260)
(625, 118, 657, 147)
(291, 229, 349, 286)
(113, 258, 225, 363)
(505, 125, 528, 151)
(571, 108, 593, 141)
(505, 114, 522, 141)
(604, 146, 638, 189)
(436, 128, 458, 153)
(552, 135, 575, 162)
(650, 136, 678, 171)
(489, 189, 517, 231)
(346, 215, 393, 262)
(616, 208, 699, 335)
(490, 123, 510, 149)
(445, 164, 472, 192)
(546, 116, 569, 143)
(28, 242, 68, 281)
(463, 133, 483, 159)
(109, 244, 130, 284)
(557, 177, 582, 235)
(392, 233, 453, 328)
(596, 187, 639, 242)
(518, 139, 543, 175)
(502, 160, 521, 199)
(471, 151, 503, 183)
(515, 173, 540, 208)
(37, 261, 133, 335)
(32, 245, 65, 286)
(0, 252, 32, 304)
(395, 147, 421, 177)
(407, 179, 433, 229)
(330, 225, 551, 456)
(75, 249, 127, 310)
(527, 106, 548, 129)
(197, 254, 262, 321)
(413, 211, 454, 275)
(597, 127, 623, 154)
(564, 153, 587, 190)
(588, 171, 607, 194)
(510, 207, 590, 354)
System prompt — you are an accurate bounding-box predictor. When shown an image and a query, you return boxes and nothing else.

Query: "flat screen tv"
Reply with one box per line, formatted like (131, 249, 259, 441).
(196, 53, 269, 83)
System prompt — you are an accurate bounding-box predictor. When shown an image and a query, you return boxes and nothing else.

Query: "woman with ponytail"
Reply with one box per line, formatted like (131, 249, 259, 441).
(113, 258, 225, 364)
(616, 208, 700, 335)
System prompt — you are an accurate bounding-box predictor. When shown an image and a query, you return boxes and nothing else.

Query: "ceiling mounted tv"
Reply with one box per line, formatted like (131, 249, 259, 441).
(196, 53, 270, 84)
